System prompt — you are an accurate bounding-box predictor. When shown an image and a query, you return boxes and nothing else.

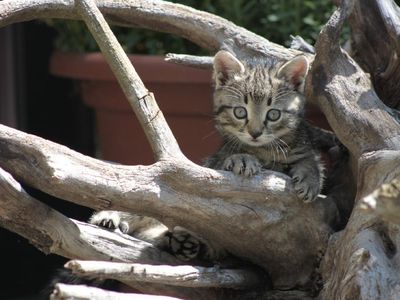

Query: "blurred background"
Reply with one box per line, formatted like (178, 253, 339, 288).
(0, 0, 334, 299)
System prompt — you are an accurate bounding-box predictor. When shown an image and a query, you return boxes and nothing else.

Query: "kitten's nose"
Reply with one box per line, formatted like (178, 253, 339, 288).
(249, 130, 263, 139)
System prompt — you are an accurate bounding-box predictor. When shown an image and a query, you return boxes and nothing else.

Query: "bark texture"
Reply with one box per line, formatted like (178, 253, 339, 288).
(348, 0, 400, 109)
(66, 260, 262, 289)
(0, 124, 331, 291)
(0, 0, 399, 299)
(305, 0, 400, 299)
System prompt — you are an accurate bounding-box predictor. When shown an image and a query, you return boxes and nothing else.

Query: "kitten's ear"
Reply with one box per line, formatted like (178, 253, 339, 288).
(213, 50, 245, 86)
(277, 56, 309, 92)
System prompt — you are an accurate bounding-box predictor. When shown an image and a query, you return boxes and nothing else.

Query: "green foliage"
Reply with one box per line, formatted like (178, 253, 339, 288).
(47, 19, 203, 54)
(183, 0, 334, 46)
(48, 0, 334, 54)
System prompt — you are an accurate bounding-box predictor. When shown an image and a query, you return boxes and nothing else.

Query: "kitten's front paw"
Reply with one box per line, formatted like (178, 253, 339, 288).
(291, 172, 320, 203)
(168, 227, 201, 261)
(222, 154, 261, 177)
(89, 211, 129, 234)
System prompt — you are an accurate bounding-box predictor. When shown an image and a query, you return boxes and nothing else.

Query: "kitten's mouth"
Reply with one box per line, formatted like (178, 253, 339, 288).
(247, 138, 266, 146)
(244, 134, 276, 147)
(236, 133, 270, 146)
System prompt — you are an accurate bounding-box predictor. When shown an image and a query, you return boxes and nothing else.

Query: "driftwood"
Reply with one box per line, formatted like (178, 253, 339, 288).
(50, 284, 182, 300)
(1, 0, 400, 299)
(65, 260, 261, 289)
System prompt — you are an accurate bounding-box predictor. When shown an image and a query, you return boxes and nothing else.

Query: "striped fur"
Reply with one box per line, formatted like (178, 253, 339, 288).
(86, 52, 323, 269)
(206, 51, 324, 202)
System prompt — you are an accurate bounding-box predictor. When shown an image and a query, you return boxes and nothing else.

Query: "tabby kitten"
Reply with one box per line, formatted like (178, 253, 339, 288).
(205, 50, 324, 202)
(89, 51, 324, 262)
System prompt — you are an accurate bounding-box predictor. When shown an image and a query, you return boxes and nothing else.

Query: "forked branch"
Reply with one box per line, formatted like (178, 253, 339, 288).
(0, 166, 178, 264)
(0, 123, 331, 289)
(0, 165, 230, 298)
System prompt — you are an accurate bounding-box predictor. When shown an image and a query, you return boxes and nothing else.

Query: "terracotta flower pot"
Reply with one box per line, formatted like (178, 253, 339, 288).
(49, 52, 329, 166)
(50, 52, 222, 165)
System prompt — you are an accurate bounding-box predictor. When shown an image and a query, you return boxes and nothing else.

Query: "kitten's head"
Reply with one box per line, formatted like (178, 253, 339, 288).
(212, 50, 309, 147)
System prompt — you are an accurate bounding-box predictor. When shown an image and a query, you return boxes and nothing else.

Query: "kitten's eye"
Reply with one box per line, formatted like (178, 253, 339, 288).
(266, 109, 281, 121)
(233, 107, 247, 119)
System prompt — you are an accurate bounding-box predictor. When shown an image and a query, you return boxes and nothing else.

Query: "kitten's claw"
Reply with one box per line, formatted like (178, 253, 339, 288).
(292, 176, 300, 183)
(222, 154, 261, 177)
(89, 211, 130, 233)
(290, 172, 320, 203)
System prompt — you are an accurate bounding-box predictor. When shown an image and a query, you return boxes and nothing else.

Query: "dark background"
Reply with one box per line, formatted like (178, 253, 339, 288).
(0, 22, 95, 299)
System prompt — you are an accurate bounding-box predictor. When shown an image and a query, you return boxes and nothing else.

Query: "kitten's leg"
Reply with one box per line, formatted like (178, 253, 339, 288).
(90, 211, 221, 261)
(289, 153, 324, 203)
(90, 211, 179, 256)
(222, 153, 261, 177)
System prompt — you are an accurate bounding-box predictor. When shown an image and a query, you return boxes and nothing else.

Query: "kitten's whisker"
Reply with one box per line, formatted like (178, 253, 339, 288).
(273, 140, 281, 162)
(230, 138, 241, 154)
(202, 130, 218, 140)
(269, 140, 277, 168)
(275, 138, 288, 162)
(221, 134, 240, 155)
(277, 138, 289, 149)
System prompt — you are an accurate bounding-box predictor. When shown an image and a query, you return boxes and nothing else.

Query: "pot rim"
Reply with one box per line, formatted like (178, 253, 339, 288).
(49, 52, 213, 83)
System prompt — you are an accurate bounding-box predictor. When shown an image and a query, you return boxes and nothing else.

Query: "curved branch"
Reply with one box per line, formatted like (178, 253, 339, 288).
(302, 1, 400, 297)
(0, 166, 222, 299)
(0, 0, 299, 60)
(0, 166, 178, 264)
(0, 124, 332, 289)
(305, 0, 400, 157)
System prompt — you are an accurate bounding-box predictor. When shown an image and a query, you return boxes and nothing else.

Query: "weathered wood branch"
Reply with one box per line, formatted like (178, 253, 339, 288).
(302, 0, 400, 298)
(66, 260, 262, 289)
(321, 150, 400, 299)
(50, 284, 182, 300)
(0, 0, 300, 60)
(348, 0, 400, 109)
(165, 53, 213, 69)
(0, 165, 180, 264)
(0, 165, 227, 299)
(75, 0, 181, 161)
(305, 0, 400, 157)
(0, 123, 332, 289)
